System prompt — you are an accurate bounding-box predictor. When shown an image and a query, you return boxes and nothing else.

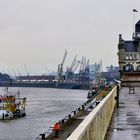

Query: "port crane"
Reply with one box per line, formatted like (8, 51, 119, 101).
(79, 57, 90, 83)
(56, 50, 67, 82)
(65, 55, 81, 81)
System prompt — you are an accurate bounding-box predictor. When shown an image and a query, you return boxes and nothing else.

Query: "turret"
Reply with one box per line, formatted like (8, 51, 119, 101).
(118, 34, 125, 70)
(118, 34, 124, 49)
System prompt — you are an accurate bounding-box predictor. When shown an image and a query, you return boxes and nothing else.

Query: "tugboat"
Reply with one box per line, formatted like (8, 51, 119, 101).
(0, 87, 26, 120)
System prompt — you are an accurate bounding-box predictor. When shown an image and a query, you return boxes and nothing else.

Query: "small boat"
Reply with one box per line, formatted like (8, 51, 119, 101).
(0, 87, 26, 120)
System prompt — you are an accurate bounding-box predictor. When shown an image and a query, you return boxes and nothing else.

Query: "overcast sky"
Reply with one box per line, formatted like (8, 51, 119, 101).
(0, 0, 140, 75)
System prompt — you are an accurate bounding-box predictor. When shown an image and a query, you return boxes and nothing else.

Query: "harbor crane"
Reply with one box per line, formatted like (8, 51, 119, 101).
(79, 57, 90, 83)
(65, 55, 82, 81)
(56, 50, 67, 82)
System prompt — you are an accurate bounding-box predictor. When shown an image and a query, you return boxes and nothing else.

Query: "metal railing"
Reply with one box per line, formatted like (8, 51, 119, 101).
(67, 85, 118, 140)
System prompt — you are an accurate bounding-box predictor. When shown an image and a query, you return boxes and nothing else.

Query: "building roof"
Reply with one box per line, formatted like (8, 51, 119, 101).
(136, 20, 140, 25)
(124, 41, 137, 52)
(135, 20, 140, 33)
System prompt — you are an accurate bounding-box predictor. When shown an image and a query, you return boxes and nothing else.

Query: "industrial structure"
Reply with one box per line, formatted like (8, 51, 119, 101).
(0, 50, 118, 90)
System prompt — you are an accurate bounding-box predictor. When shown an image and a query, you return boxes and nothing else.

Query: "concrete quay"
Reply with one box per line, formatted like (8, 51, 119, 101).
(105, 87, 140, 140)
(37, 88, 111, 140)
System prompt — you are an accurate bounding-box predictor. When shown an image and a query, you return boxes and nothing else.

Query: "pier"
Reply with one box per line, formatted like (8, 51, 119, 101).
(37, 85, 139, 140)
(37, 86, 114, 140)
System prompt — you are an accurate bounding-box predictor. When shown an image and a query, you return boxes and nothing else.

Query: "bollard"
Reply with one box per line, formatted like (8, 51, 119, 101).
(2, 113, 4, 120)
(82, 105, 85, 110)
(73, 111, 76, 115)
(68, 114, 71, 119)
(61, 119, 65, 123)
(40, 133, 45, 139)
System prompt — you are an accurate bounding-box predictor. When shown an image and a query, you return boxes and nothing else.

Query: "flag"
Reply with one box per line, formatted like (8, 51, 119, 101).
(133, 9, 138, 12)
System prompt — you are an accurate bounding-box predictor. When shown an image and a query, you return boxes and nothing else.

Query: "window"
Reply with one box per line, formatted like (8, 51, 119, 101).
(129, 54, 133, 60)
(125, 54, 129, 60)
(134, 54, 137, 60)
(123, 64, 134, 71)
(137, 65, 140, 71)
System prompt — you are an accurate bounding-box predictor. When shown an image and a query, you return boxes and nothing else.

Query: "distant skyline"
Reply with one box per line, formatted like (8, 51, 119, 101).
(0, 0, 140, 75)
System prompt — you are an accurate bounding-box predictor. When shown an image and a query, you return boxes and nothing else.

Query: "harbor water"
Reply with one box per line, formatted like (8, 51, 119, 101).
(0, 87, 87, 140)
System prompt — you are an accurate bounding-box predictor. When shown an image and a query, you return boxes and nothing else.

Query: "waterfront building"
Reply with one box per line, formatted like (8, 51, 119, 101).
(118, 20, 140, 86)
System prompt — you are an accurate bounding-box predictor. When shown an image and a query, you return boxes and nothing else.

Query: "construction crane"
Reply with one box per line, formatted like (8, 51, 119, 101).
(56, 50, 67, 82)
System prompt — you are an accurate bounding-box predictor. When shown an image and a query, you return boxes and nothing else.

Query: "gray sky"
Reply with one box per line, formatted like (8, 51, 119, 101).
(0, 0, 140, 75)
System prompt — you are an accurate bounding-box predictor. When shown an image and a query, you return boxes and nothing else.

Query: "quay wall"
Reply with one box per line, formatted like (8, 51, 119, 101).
(67, 86, 118, 140)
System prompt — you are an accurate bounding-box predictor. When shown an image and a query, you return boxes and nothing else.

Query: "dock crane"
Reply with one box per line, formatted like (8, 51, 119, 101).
(65, 55, 77, 81)
(65, 55, 82, 81)
(79, 57, 90, 83)
(68, 55, 77, 72)
(56, 50, 67, 82)
(72, 60, 81, 73)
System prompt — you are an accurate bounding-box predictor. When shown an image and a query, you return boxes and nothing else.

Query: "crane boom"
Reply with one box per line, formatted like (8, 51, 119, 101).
(61, 50, 67, 65)
(56, 50, 67, 82)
